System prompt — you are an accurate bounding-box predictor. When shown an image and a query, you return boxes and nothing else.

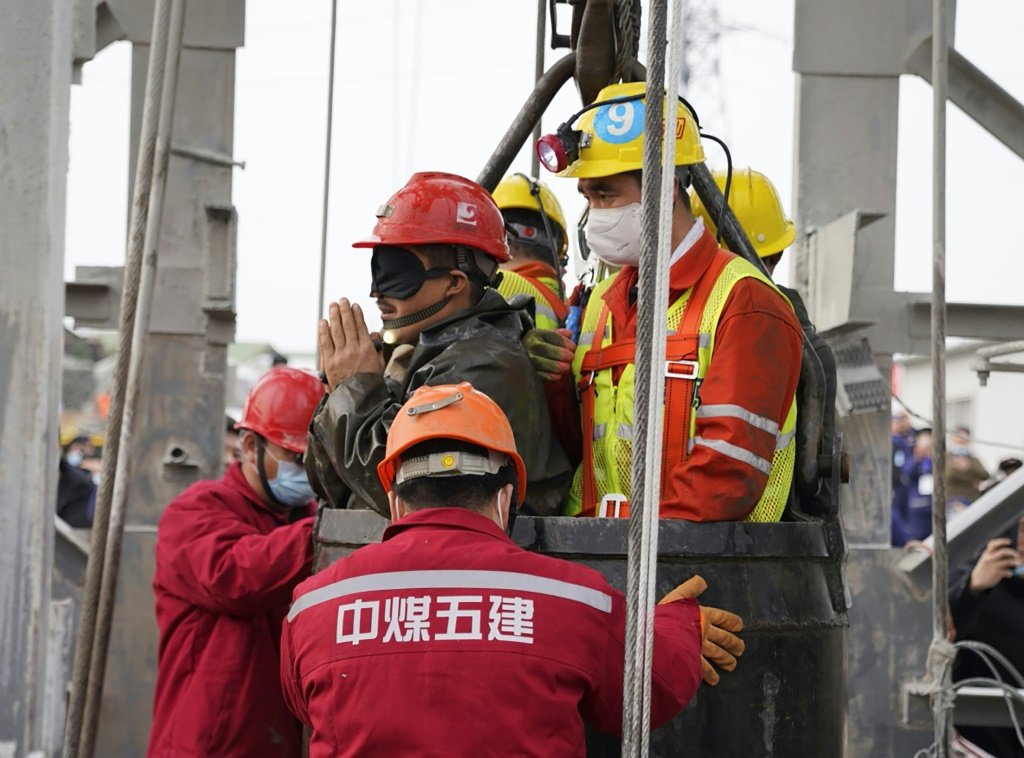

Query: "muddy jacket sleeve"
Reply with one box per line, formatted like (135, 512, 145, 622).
(581, 592, 703, 734)
(307, 372, 399, 517)
(307, 337, 573, 518)
(158, 499, 314, 617)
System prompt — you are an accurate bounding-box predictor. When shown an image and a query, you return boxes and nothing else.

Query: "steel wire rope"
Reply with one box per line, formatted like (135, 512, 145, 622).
(622, 0, 682, 753)
(79, 2, 189, 755)
(613, 0, 642, 83)
(316, 0, 339, 368)
(928, 0, 954, 754)
(63, 1, 175, 753)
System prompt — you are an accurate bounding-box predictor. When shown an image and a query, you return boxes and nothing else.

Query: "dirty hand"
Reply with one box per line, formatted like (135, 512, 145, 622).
(524, 328, 576, 382)
(969, 537, 1021, 592)
(659, 574, 745, 687)
(319, 298, 385, 391)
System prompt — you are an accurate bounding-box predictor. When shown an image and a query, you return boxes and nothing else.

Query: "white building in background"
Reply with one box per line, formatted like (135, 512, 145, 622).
(894, 341, 1024, 473)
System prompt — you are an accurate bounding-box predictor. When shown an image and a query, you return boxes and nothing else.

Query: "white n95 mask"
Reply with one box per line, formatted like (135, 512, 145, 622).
(586, 203, 643, 267)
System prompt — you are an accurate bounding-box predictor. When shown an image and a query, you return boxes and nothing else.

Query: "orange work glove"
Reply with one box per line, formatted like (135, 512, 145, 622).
(659, 575, 745, 686)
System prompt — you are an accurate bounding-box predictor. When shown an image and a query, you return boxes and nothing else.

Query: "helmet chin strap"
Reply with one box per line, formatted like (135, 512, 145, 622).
(255, 436, 286, 507)
(381, 296, 451, 344)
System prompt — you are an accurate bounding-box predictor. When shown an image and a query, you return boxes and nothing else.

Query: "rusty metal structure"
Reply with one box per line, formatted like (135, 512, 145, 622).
(3, 0, 1024, 755)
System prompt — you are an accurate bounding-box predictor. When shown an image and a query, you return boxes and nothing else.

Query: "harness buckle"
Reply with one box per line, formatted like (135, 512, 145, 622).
(665, 359, 699, 380)
(597, 493, 630, 519)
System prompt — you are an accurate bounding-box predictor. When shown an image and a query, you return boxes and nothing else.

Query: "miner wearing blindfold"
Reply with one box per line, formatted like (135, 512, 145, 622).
(306, 171, 572, 518)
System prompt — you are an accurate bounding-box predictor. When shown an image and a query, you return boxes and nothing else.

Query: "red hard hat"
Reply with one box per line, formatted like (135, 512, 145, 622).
(236, 367, 325, 454)
(353, 172, 510, 262)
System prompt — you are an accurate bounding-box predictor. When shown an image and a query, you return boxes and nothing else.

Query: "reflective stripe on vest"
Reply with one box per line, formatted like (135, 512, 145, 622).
(496, 270, 568, 331)
(567, 250, 798, 522)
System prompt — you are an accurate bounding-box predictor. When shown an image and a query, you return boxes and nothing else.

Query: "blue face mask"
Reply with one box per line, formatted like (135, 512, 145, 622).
(265, 454, 315, 507)
(66, 450, 84, 468)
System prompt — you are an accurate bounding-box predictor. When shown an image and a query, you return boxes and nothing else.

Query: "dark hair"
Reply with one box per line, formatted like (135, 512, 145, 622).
(391, 440, 515, 512)
(63, 435, 91, 454)
(999, 458, 1022, 474)
(226, 416, 238, 435)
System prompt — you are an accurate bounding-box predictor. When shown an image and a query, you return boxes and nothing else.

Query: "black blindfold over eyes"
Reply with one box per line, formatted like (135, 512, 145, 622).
(370, 246, 451, 299)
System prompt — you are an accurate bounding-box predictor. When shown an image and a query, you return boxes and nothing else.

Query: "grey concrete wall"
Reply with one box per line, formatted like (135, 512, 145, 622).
(0, 1, 73, 754)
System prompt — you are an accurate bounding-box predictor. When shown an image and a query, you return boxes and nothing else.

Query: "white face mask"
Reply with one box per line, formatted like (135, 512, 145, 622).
(586, 203, 643, 267)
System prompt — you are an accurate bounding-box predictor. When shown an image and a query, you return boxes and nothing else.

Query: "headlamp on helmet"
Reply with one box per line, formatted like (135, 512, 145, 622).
(536, 124, 588, 174)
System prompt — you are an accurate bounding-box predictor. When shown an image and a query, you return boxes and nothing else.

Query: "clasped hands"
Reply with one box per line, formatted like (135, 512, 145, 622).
(318, 298, 385, 392)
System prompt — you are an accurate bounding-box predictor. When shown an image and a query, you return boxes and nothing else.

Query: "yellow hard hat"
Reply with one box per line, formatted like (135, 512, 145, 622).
(492, 174, 568, 255)
(689, 168, 796, 257)
(542, 81, 704, 179)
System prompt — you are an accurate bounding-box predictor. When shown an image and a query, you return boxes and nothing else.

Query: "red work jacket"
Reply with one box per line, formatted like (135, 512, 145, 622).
(281, 508, 702, 757)
(148, 463, 314, 757)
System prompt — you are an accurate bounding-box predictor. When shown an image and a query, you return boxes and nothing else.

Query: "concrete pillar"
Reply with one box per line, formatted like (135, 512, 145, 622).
(0, 1, 73, 754)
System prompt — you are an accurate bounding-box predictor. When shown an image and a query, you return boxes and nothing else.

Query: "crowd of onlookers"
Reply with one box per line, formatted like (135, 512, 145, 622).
(890, 411, 1020, 547)
(891, 410, 1024, 756)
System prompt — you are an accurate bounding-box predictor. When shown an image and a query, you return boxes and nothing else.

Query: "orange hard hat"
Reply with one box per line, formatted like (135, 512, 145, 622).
(236, 367, 325, 454)
(353, 172, 510, 263)
(377, 382, 527, 504)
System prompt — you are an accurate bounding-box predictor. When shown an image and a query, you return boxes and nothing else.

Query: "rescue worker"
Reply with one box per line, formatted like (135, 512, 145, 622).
(148, 367, 324, 757)
(946, 425, 989, 508)
(534, 83, 804, 521)
(689, 167, 815, 326)
(690, 167, 795, 278)
(493, 173, 570, 330)
(281, 383, 745, 756)
(306, 171, 572, 517)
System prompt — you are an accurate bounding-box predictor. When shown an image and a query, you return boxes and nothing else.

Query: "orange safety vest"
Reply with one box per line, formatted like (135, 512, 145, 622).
(498, 268, 568, 331)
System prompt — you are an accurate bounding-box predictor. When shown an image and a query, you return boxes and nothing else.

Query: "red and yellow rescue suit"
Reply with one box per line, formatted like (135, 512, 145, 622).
(551, 222, 803, 521)
(281, 508, 702, 756)
(497, 259, 568, 331)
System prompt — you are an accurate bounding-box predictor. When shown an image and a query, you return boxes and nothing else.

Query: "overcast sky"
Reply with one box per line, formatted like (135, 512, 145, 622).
(65, 1, 1024, 356)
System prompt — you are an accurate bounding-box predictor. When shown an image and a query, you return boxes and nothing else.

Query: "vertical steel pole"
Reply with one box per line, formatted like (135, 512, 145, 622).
(530, 0, 546, 178)
(316, 0, 339, 365)
(78, 1, 188, 754)
(929, 0, 952, 755)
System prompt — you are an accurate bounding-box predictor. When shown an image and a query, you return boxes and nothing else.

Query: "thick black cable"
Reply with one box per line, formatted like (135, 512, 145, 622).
(700, 132, 733, 243)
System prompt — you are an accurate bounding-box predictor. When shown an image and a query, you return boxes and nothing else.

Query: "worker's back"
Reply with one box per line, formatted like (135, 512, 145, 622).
(281, 507, 700, 757)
